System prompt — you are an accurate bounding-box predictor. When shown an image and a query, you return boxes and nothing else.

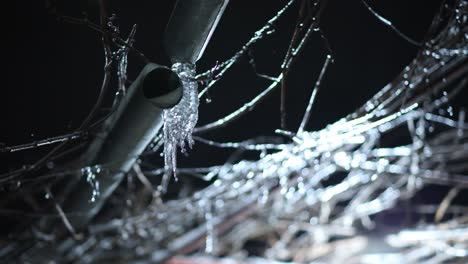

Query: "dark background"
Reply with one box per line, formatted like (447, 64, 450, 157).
(3, 0, 462, 203)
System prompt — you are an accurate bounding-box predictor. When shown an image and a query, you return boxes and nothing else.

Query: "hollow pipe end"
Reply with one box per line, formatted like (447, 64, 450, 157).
(142, 66, 183, 109)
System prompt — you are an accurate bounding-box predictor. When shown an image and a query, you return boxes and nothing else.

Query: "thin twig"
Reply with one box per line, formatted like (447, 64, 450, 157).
(280, 0, 309, 129)
(193, 136, 287, 150)
(194, 74, 283, 133)
(360, 0, 422, 47)
(197, 0, 297, 98)
(1, 132, 84, 153)
(132, 164, 153, 194)
(435, 187, 461, 222)
(45, 187, 82, 240)
(297, 54, 332, 134)
(59, 15, 149, 63)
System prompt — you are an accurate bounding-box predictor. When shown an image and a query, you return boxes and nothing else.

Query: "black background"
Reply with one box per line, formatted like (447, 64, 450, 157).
(3, 0, 464, 205)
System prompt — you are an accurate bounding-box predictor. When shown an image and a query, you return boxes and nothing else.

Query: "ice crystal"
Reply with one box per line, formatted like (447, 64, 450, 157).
(163, 63, 199, 181)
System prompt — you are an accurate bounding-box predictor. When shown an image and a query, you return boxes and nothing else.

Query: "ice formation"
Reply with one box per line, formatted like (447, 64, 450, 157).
(163, 62, 199, 181)
(81, 165, 101, 203)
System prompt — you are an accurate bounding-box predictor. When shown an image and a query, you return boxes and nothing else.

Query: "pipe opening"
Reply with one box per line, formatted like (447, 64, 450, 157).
(143, 67, 182, 108)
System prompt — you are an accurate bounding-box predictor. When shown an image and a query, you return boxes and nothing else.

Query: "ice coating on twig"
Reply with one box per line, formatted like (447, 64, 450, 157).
(163, 63, 199, 184)
(81, 165, 101, 203)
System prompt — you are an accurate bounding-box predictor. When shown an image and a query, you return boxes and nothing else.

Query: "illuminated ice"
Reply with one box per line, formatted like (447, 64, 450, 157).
(163, 62, 199, 180)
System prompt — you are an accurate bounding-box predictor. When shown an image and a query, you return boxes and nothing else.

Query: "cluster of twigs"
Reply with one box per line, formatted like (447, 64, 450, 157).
(0, 0, 140, 187)
(2, 0, 467, 263)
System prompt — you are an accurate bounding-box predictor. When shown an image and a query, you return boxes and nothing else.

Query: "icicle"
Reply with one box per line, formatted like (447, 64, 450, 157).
(162, 62, 199, 186)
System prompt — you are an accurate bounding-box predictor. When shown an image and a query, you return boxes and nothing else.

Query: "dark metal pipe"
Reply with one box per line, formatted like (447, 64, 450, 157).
(164, 0, 230, 63)
(64, 63, 182, 229)
(58, 0, 232, 231)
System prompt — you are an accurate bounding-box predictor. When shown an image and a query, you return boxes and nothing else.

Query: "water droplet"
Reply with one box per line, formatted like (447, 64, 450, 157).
(46, 162, 55, 169)
(259, 187, 269, 204)
(447, 106, 454, 117)
(232, 181, 241, 189)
